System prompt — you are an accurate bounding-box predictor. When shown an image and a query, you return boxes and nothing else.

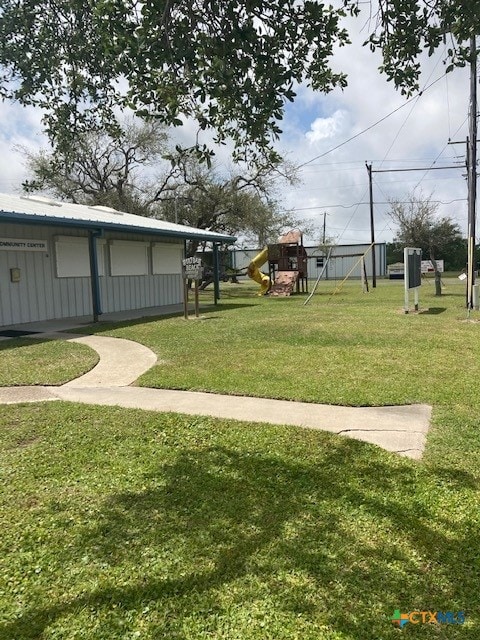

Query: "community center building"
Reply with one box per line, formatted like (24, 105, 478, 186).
(0, 193, 235, 327)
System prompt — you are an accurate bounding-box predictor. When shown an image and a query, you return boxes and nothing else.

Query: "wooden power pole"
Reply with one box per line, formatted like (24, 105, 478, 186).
(467, 36, 478, 309)
(365, 162, 377, 288)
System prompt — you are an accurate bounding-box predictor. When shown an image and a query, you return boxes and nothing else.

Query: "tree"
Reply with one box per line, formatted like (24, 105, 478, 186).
(0, 1, 353, 160)
(21, 119, 302, 253)
(388, 191, 464, 295)
(157, 152, 306, 289)
(0, 2, 476, 162)
(157, 152, 305, 263)
(388, 238, 467, 272)
(21, 119, 169, 216)
(367, 0, 480, 96)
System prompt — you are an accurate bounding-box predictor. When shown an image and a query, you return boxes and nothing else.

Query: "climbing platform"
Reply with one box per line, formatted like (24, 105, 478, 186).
(269, 271, 299, 296)
(246, 229, 308, 295)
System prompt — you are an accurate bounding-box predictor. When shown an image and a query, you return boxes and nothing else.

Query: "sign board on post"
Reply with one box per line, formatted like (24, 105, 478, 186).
(182, 257, 204, 281)
(404, 247, 422, 314)
(182, 257, 204, 318)
(421, 259, 444, 273)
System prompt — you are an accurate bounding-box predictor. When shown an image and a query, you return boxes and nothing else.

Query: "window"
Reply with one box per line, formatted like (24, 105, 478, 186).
(152, 243, 183, 275)
(109, 240, 149, 276)
(316, 257, 325, 268)
(55, 236, 105, 278)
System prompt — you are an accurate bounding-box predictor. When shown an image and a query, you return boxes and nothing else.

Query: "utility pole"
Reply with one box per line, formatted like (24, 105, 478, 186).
(365, 162, 376, 287)
(467, 35, 478, 309)
(322, 211, 327, 244)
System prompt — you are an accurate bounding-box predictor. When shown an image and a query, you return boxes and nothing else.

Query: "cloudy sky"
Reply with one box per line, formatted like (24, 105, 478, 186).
(0, 7, 473, 247)
(277, 12, 472, 247)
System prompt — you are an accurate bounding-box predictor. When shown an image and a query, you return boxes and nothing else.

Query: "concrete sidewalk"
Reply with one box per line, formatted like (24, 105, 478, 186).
(63, 336, 157, 387)
(0, 332, 432, 459)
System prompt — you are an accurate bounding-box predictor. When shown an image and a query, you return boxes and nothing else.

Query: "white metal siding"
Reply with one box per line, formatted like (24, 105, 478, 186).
(99, 274, 182, 313)
(307, 245, 386, 280)
(0, 223, 93, 325)
(0, 223, 183, 326)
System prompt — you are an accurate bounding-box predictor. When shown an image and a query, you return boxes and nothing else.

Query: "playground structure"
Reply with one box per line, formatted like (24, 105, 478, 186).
(247, 230, 308, 296)
(247, 247, 271, 295)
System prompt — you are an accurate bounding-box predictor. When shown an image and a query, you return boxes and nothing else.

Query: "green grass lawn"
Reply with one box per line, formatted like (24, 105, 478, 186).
(0, 338, 98, 386)
(82, 278, 480, 409)
(0, 279, 479, 638)
(1, 403, 478, 639)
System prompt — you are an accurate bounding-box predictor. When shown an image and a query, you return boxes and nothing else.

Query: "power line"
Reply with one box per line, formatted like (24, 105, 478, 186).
(291, 198, 467, 212)
(304, 174, 462, 193)
(371, 164, 462, 173)
(297, 73, 447, 169)
(412, 116, 469, 192)
(308, 67, 450, 246)
(300, 157, 457, 168)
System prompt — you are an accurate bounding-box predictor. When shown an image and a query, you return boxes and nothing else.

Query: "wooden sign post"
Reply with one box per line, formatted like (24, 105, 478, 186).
(182, 257, 204, 318)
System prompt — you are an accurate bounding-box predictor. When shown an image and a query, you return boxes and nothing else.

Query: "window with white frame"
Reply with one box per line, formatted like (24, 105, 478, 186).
(109, 240, 149, 276)
(152, 243, 183, 274)
(55, 236, 105, 278)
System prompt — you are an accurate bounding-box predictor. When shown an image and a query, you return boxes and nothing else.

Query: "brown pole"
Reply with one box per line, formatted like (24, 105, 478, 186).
(366, 162, 376, 288)
(183, 278, 189, 319)
(194, 280, 200, 317)
(467, 36, 477, 309)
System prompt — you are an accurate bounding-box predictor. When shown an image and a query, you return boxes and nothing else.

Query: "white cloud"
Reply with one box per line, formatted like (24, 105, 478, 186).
(0, 101, 46, 194)
(306, 110, 348, 144)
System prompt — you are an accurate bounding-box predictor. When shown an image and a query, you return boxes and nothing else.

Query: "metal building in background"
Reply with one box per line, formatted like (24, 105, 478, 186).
(232, 243, 387, 281)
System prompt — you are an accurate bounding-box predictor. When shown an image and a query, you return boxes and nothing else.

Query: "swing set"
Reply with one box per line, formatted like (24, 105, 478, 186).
(304, 243, 375, 305)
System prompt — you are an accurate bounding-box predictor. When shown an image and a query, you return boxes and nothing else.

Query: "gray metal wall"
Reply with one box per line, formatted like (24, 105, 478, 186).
(307, 244, 387, 280)
(0, 223, 183, 326)
(231, 244, 387, 280)
(232, 248, 262, 271)
(99, 274, 181, 313)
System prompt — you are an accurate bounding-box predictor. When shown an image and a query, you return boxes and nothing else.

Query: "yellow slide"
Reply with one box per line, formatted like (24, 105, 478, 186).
(247, 247, 271, 295)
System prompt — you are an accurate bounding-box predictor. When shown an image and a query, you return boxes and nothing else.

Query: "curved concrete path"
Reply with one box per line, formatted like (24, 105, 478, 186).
(63, 335, 157, 387)
(0, 334, 432, 459)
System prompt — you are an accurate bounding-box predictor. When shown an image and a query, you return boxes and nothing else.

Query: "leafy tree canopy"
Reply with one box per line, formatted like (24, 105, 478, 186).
(0, 0, 352, 160)
(155, 151, 305, 250)
(366, 0, 480, 95)
(388, 191, 463, 253)
(21, 119, 170, 216)
(20, 118, 303, 251)
(0, 1, 476, 158)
